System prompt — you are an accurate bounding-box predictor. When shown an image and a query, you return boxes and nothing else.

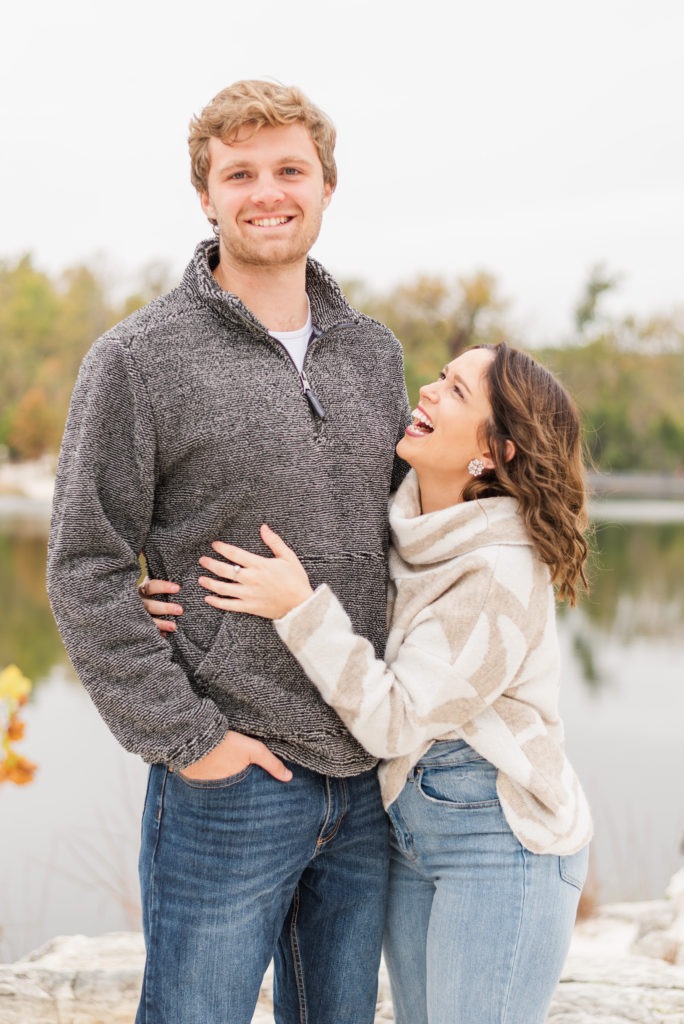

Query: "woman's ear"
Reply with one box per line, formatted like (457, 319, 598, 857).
(482, 439, 516, 470)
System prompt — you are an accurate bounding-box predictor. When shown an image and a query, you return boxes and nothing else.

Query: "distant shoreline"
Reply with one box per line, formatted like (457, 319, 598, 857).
(2, 464, 684, 521)
(586, 471, 684, 499)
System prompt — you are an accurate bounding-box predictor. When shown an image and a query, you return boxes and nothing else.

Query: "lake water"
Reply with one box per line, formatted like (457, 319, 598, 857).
(1, 499, 684, 960)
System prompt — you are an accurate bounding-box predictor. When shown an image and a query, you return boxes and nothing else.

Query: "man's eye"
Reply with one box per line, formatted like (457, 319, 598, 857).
(229, 171, 248, 180)
(282, 167, 301, 175)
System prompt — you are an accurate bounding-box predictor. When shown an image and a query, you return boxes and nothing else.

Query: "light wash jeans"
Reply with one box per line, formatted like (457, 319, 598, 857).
(383, 740, 589, 1024)
(135, 761, 389, 1024)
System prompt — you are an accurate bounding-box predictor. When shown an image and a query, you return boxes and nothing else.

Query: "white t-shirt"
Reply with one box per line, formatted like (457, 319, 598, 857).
(269, 297, 313, 373)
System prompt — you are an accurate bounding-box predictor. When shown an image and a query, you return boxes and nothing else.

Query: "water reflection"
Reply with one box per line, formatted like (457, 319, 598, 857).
(549, 517, 684, 695)
(3, 513, 683, 693)
(2, 509, 683, 737)
(1, 507, 683, 957)
(0, 518, 67, 684)
(582, 519, 684, 638)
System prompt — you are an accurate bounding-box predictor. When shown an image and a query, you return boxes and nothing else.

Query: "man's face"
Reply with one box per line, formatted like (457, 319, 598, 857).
(200, 123, 333, 272)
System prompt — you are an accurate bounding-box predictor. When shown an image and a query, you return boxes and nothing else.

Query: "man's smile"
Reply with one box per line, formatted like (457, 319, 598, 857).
(248, 215, 294, 228)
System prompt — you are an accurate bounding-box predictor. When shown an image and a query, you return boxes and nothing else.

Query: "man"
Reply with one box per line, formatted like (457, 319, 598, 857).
(47, 80, 410, 1024)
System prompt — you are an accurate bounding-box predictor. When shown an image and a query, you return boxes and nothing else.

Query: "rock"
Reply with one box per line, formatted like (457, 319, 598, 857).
(0, 933, 145, 1024)
(550, 955, 684, 1022)
(630, 867, 684, 966)
(0, 934, 389, 1024)
(3, 897, 684, 1023)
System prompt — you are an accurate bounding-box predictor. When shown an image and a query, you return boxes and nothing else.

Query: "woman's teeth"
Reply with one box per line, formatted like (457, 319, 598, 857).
(412, 409, 434, 433)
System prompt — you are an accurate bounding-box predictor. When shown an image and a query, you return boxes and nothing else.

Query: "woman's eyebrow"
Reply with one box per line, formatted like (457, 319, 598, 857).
(446, 367, 472, 395)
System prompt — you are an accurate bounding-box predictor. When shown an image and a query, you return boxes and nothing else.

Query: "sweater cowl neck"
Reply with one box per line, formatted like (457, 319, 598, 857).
(389, 469, 532, 567)
(181, 238, 360, 334)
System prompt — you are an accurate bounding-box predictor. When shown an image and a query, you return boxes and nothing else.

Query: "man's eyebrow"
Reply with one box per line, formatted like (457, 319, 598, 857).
(216, 155, 315, 174)
(279, 154, 315, 163)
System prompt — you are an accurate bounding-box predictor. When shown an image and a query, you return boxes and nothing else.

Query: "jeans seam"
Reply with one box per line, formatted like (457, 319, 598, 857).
(142, 767, 168, 1023)
(501, 844, 528, 1024)
(316, 777, 347, 849)
(288, 884, 308, 1024)
(388, 800, 417, 861)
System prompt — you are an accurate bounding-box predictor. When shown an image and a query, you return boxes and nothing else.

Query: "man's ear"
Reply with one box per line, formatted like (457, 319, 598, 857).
(199, 191, 216, 223)
(322, 182, 333, 210)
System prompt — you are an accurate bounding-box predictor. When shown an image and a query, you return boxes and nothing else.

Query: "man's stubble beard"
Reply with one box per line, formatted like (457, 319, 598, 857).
(218, 210, 325, 271)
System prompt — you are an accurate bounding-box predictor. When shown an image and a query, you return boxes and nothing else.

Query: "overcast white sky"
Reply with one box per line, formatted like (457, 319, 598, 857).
(2, 0, 682, 341)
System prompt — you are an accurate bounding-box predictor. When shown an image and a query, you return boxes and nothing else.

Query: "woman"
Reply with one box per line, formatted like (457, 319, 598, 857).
(141, 342, 593, 1024)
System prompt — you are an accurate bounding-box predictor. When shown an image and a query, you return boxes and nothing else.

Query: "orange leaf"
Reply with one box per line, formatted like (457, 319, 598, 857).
(6, 715, 25, 741)
(0, 751, 37, 786)
(6, 755, 37, 785)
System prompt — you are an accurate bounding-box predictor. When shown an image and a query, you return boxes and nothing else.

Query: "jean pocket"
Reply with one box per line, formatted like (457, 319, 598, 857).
(176, 764, 254, 789)
(417, 760, 500, 809)
(559, 846, 590, 890)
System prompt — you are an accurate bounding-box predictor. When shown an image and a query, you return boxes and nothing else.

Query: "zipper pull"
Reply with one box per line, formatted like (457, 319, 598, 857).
(299, 370, 327, 420)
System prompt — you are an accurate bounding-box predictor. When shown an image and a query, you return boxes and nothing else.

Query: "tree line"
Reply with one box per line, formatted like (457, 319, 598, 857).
(1, 255, 683, 472)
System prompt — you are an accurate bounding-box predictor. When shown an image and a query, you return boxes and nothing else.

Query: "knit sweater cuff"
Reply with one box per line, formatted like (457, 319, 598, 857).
(274, 583, 331, 640)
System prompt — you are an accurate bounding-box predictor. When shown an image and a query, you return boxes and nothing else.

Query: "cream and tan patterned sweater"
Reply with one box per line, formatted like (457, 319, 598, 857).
(275, 470, 593, 855)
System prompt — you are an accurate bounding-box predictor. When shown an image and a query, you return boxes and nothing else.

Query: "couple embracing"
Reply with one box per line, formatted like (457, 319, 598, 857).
(48, 79, 592, 1024)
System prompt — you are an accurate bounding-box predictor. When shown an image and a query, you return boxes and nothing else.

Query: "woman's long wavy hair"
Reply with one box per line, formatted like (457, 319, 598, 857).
(462, 343, 589, 605)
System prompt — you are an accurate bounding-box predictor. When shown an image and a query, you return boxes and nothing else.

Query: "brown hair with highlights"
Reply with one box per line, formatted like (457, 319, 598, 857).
(463, 343, 590, 605)
(188, 80, 337, 196)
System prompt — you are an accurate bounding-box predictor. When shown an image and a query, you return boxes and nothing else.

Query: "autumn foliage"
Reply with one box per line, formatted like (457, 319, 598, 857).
(1, 255, 683, 472)
(0, 664, 37, 785)
(0, 255, 171, 460)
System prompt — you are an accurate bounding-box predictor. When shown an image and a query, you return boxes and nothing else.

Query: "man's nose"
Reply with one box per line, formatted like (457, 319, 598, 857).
(250, 176, 285, 205)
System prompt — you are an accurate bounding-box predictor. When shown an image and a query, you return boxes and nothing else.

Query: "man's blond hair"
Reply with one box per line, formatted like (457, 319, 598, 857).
(188, 80, 337, 194)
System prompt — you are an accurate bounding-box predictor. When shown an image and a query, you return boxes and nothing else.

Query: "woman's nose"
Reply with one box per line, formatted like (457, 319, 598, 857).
(419, 380, 440, 403)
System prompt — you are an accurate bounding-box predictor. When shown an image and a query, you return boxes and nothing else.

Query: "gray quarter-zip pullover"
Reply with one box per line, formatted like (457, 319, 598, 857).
(47, 239, 411, 774)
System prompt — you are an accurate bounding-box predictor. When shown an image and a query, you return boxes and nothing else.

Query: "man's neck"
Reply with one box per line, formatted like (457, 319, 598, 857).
(212, 255, 310, 332)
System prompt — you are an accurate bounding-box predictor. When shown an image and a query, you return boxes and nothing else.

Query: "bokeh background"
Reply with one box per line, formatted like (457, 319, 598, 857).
(1, 0, 683, 961)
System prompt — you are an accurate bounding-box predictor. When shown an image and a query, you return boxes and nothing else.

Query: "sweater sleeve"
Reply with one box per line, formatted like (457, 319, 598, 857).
(273, 559, 533, 759)
(47, 337, 229, 770)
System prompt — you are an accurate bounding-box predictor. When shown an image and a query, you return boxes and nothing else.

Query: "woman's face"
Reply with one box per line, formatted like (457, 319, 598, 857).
(397, 347, 496, 492)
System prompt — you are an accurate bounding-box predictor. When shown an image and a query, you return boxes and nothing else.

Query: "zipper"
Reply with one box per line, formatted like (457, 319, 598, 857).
(298, 322, 327, 421)
(299, 368, 326, 420)
(234, 311, 329, 426)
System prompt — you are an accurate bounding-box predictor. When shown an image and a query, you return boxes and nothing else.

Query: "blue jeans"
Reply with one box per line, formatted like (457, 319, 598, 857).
(135, 761, 389, 1024)
(383, 740, 589, 1024)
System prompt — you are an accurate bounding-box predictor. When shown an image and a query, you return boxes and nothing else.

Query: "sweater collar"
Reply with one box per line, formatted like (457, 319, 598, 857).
(389, 470, 532, 566)
(181, 238, 360, 333)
